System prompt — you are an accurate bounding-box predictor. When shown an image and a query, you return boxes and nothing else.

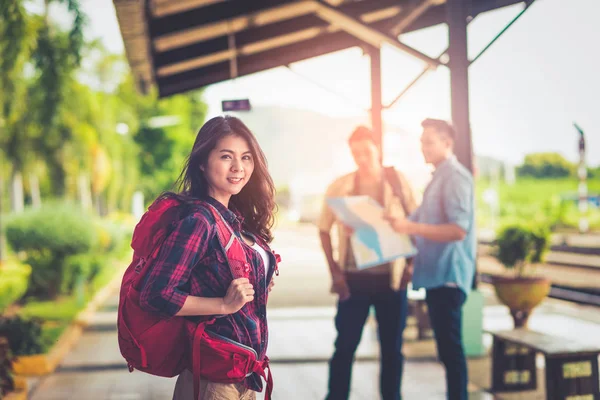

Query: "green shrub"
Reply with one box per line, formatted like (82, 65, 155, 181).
(0, 261, 31, 313)
(62, 253, 104, 294)
(89, 262, 118, 296)
(5, 204, 96, 299)
(97, 219, 131, 257)
(0, 317, 45, 356)
(19, 297, 86, 323)
(495, 223, 550, 277)
(62, 254, 93, 295)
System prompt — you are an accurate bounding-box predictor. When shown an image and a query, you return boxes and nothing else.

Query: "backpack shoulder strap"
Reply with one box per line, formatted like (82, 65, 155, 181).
(383, 167, 410, 216)
(204, 204, 236, 251)
(202, 203, 251, 279)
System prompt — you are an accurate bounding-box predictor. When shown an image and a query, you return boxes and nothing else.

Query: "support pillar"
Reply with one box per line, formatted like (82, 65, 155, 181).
(446, 0, 473, 172)
(369, 45, 383, 156)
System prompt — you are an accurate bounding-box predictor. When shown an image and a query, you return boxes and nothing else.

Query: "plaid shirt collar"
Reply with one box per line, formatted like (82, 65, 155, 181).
(201, 196, 243, 232)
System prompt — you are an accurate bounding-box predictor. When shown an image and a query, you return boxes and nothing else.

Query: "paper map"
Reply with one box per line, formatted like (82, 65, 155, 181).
(327, 195, 417, 270)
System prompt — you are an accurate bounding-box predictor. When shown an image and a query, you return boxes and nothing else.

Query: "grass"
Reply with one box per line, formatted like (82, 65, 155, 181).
(40, 322, 70, 352)
(14, 261, 122, 354)
(476, 177, 600, 232)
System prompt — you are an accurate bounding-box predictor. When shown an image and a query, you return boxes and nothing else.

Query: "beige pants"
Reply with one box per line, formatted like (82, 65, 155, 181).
(172, 369, 256, 400)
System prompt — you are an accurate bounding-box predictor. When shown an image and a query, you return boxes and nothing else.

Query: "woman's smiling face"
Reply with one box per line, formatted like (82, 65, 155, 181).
(203, 134, 255, 206)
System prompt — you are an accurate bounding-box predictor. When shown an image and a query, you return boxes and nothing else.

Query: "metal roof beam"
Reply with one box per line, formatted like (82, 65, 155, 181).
(469, 0, 535, 65)
(390, 0, 445, 36)
(379, 0, 526, 34)
(314, 2, 441, 68)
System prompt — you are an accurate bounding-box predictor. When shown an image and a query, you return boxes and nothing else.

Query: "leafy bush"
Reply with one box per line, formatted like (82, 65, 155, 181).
(494, 223, 550, 277)
(5, 204, 96, 299)
(62, 218, 130, 295)
(0, 261, 31, 313)
(0, 317, 45, 356)
(94, 219, 130, 256)
(62, 253, 109, 295)
(89, 262, 118, 296)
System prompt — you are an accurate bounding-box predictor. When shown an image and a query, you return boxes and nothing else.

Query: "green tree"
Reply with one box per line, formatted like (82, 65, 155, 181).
(114, 76, 207, 202)
(517, 152, 575, 179)
(28, 0, 87, 197)
(0, 0, 39, 214)
(588, 166, 600, 179)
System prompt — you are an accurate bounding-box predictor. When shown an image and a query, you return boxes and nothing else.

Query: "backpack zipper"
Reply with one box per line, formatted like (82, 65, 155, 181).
(206, 330, 258, 377)
(205, 330, 258, 359)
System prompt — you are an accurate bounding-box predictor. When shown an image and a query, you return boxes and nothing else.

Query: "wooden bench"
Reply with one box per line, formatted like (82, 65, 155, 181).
(487, 329, 600, 399)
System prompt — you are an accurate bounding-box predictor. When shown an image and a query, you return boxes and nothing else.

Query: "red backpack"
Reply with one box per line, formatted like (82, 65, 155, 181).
(117, 197, 273, 400)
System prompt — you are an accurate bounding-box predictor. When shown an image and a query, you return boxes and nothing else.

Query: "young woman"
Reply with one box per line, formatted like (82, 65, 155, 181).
(138, 116, 278, 400)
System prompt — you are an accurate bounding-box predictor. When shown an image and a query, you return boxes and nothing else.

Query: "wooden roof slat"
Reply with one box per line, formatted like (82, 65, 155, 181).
(153, 1, 319, 52)
(149, 0, 296, 37)
(153, 14, 327, 68)
(151, 0, 227, 18)
(157, 30, 363, 96)
(153, 0, 404, 76)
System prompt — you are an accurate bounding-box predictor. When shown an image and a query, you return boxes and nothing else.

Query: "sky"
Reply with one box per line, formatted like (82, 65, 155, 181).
(81, 0, 599, 167)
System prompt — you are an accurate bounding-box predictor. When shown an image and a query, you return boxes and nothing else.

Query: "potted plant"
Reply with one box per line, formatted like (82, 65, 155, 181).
(491, 223, 551, 328)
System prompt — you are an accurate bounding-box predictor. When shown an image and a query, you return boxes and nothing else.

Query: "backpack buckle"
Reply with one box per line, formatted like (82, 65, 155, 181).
(134, 258, 146, 273)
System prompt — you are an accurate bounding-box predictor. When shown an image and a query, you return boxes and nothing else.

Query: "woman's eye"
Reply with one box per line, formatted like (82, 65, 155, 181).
(243, 156, 253, 161)
(221, 155, 232, 160)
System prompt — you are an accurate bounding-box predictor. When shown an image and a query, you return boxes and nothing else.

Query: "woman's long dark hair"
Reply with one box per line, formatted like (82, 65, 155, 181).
(164, 116, 276, 243)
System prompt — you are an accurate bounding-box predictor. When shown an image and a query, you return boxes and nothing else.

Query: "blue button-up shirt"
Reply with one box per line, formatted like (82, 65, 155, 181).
(409, 155, 476, 295)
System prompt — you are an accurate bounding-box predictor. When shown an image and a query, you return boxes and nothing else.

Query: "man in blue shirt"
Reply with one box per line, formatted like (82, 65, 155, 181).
(385, 118, 476, 400)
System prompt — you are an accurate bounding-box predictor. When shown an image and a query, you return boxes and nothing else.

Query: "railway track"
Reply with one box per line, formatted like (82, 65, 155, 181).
(478, 273, 600, 307)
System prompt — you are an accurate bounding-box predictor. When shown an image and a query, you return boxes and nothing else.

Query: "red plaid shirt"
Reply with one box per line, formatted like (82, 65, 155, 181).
(139, 196, 277, 391)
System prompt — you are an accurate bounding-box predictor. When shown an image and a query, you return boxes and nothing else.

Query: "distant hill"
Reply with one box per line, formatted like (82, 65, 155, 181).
(229, 106, 512, 194)
(227, 105, 515, 220)
(476, 155, 506, 177)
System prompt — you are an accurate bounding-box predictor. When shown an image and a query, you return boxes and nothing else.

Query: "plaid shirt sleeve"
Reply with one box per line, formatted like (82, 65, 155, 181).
(139, 213, 213, 317)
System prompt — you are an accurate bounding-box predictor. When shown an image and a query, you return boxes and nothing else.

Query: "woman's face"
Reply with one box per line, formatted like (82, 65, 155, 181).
(203, 134, 254, 205)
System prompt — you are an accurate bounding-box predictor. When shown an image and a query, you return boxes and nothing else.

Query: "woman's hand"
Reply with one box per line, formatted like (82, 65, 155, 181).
(222, 278, 254, 314)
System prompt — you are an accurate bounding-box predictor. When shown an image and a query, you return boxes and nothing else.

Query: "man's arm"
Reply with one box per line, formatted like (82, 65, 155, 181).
(390, 220, 466, 242)
(317, 180, 350, 300)
(319, 231, 343, 276)
(387, 171, 472, 243)
(319, 230, 350, 300)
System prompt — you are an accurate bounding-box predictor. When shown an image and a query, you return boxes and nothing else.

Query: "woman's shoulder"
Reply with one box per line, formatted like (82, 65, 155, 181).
(186, 202, 218, 224)
(173, 203, 218, 236)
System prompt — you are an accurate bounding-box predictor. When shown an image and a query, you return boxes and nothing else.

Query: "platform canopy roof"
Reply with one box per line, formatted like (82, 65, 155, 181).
(114, 0, 525, 98)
